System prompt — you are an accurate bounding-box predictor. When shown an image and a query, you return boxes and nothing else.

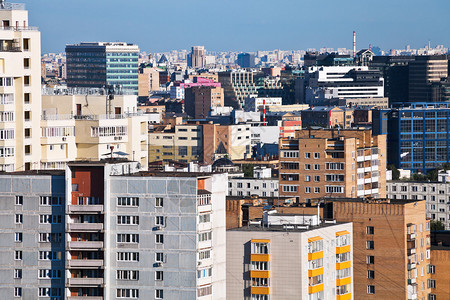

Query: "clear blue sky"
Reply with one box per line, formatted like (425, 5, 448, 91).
(23, 0, 450, 54)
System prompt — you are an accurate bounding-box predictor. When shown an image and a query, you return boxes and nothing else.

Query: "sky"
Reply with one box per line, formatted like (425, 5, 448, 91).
(22, 0, 450, 54)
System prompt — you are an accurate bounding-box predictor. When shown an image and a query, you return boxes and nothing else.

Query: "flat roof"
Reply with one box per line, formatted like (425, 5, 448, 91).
(228, 221, 349, 233)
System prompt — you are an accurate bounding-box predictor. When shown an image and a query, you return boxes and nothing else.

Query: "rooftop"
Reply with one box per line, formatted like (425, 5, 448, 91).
(228, 220, 348, 233)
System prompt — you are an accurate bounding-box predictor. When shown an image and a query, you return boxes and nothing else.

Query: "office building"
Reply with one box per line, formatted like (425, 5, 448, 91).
(66, 42, 139, 94)
(185, 86, 224, 119)
(0, 1, 41, 171)
(387, 181, 450, 229)
(300, 106, 354, 129)
(279, 129, 387, 203)
(218, 71, 265, 108)
(187, 46, 205, 69)
(0, 160, 227, 299)
(409, 55, 449, 102)
(373, 103, 450, 173)
(326, 198, 431, 300)
(236, 53, 255, 68)
(244, 97, 282, 113)
(303, 52, 354, 67)
(227, 212, 353, 300)
(40, 90, 149, 170)
(298, 66, 384, 105)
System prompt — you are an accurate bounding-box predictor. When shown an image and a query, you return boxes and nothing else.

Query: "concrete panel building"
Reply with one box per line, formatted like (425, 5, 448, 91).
(0, 160, 227, 299)
(227, 212, 353, 300)
(0, 2, 41, 171)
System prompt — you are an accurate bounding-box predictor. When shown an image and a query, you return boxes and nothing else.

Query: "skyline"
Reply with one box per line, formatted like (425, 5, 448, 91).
(24, 0, 450, 54)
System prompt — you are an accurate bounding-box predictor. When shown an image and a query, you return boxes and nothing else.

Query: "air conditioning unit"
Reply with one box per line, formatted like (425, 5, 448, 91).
(155, 225, 163, 231)
(155, 262, 163, 267)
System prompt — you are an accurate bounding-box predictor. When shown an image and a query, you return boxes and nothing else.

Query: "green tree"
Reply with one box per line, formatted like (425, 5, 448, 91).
(430, 220, 445, 231)
(387, 164, 400, 180)
(242, 164, 254, 178)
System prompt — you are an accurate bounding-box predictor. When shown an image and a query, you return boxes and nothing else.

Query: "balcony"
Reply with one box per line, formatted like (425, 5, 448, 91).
(67, 223, 104, 232)
(67, 278, 104, 286)
(250, 271, 270, 278)
(68, 205, 103, 214)
(67, 259, 104, 268)
(67, 241, 103, 250)
(407, 233, 416, 241)
(336, 293, 352, 300)
(407, 263, 416, 270)
(250, 287, 270, 295)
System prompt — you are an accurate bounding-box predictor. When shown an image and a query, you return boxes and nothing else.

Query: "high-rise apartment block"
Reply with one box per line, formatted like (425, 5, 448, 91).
(0, 160, 227, 299)
(227, 212, 353, 300)
(66, 42, 139, 94)
(218, 71, 264, 108)
(0, 2, 41, 171)
(236, 53, 256, 68)
(326, 199, 431, 300)
(185, 86, 224, 119)
(279, 129, 387, 203)
(188, 46, 205, 69)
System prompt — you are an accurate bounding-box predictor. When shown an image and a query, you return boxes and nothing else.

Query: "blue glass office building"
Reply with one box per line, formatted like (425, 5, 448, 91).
(373, 103, 450, 173)
(66, 42, 139, 94)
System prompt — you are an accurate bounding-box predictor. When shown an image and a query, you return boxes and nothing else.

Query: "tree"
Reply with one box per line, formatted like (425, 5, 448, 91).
(387, 164, 400, 180)
(430, 220, 445, 231)
(242, 164, 254, 178)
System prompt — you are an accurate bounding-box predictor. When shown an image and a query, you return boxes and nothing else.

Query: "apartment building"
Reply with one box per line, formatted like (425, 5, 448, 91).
(0, 160, 227, 299)
(187, 46, 205, 69)
(138, 67, 161, 98)
(228, 177, 279, 197)
(227, 212, 353, 300)
(326, 198, 431, 300)
(185, 86, 224, 119)
(40, 91, 148, 170)
(0, 2, 41, 171)
(148, 124, 203, 163)
(218, 71, 264, 108)
(279, 129, 387, 203)
(301, 106, 354, 129)
(386, 181, 450, 230)
(429, 232, 450, 300)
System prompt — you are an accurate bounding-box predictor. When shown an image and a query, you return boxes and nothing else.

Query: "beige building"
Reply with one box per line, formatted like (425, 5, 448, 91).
(327, 199, 431, 300)
(0, 3, 41, 171)
(429, 238, 450, 300)
(227, 213, 353, 300)
(148, 123, 203, 163)
(40, 92, 148, 169)
(138, 67, 161, 97)
(279, 128, 387, 203)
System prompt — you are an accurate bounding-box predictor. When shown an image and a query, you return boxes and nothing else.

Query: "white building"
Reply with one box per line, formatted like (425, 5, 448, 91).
(244, 97, 283, 112)
(228, 177, 279, 197)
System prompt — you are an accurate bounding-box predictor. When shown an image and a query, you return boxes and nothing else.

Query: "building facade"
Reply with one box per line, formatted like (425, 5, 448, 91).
(227, 213, 353, 300)
(0, 2, 41, 171)
(228, 177, 279, 197)
(185, 86, 224, 119)
(0, 161, 227, 299)
(327, 199, 431, 300)
(279, 129, 387, 203)
(66, 42, 139, 94)
(187, 46, 205, 69)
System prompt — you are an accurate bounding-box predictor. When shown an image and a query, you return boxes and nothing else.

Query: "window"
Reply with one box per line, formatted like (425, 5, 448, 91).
(14, 251, 22, 260)
(117, 270, 139, 280)
(155, 271, 163, 281)
(155, 252, 164, 263)
(314, 176, 320, 182)
(199, 250, 211, 260)
(39, 233, 62, 243)
(117, 252, 139, 262)
(198, 231, 212, 242)
(314, 187, 320, 193)
(117, 289, 139, 298)
(305, 187, 311, 193)
(326, 162, 345, 170)
(314, 164, 320, 170)
(314, 152, 320, 159)
(39, 196, 62, 206)
(428, 279, 436, 289)
(282, 185, 298, 192)
(39, 215, 62, 224)
(14, 269, 22, 279)
(197, 268, 212, 278)
(155, 197, 163, 207)
(15, 214, 23, 224)
(117, 234, 139, 244)
(117, 197, 139, 207)
(155, 289, 163, 299)
(117, 215, 139, 225)
(308, 239, 323, 253)
(325, 186, 345, 194)
(305, 164, 311, 170)
(366, 241, 374, 250)
(15, 196, 23, 205)
(251, 261, 269, 271)
(38, 269, 62, 279)
(366, 226, 374, 235)
(367, 270, 375, 279)
(305, 175, 311, 182)
(367, 285, 375, 294)
(38, 288, 62, 297)
(197, 285, 212, 297)
(199, 214, 210, 223)
(155, 216, 165, 226)
(252, 242, 269, 254)
(305, 152, 311, 159)
(367, 256, 375, 264)
(336, 267, 351, 279)
(155, 234, 164, 244)
(91, 126, 127, 137)
(38, 251, 61, 261)
(14, 287, 21, 297)
(14, 232, 22, 242)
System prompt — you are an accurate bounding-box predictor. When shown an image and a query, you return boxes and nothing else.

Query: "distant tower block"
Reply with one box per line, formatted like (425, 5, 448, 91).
(353, 31, 356, 57)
